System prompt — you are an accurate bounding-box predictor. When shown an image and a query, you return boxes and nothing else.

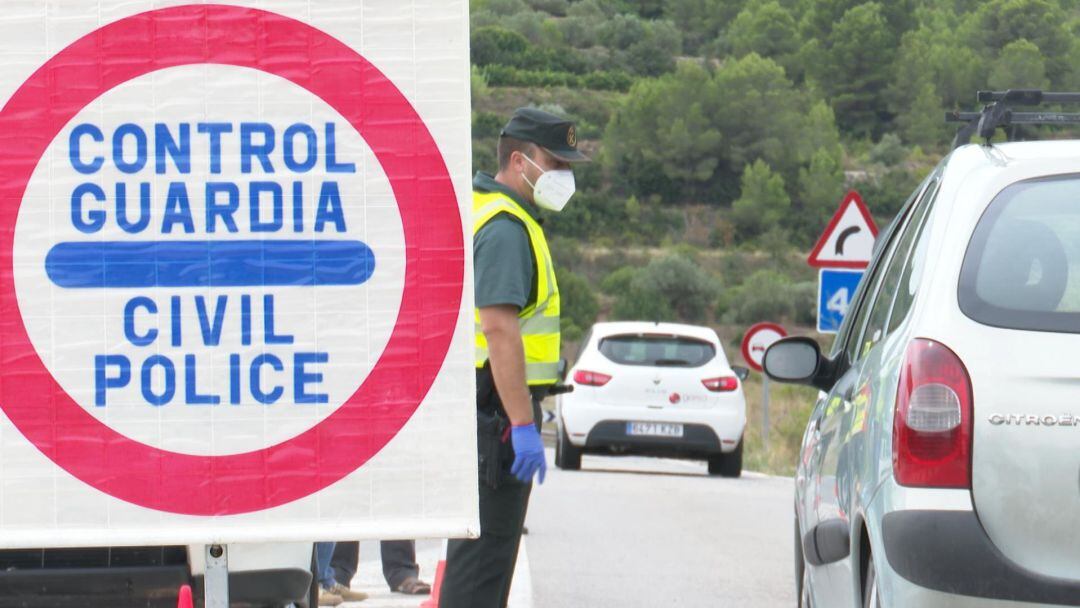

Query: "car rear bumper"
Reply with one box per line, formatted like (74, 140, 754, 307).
(581, 420, 727, 457)
(882, 509, 1080, 606)
(0, 566, 311, 608)
(560, 399, 745, 452)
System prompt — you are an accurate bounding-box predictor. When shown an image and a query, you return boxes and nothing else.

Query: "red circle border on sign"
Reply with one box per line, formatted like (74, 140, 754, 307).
(0, 5, 464, 515)
(741, 322, 788, 373)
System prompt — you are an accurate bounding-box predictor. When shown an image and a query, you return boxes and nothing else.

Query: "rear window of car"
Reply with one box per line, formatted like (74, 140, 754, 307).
(597, 334, 716, 367)
(960, 174, 1080, 332)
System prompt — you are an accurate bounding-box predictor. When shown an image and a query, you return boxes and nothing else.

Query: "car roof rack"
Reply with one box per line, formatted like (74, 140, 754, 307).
(946, 89, 1080, 149)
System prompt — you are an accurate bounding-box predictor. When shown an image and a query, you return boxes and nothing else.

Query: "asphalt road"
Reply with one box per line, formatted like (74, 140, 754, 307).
(524, 449, 796, 608)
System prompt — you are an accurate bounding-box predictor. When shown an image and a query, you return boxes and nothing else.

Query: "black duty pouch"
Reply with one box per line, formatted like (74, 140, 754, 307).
(476, 364, 514, 489)
(477, 409, 509, 489)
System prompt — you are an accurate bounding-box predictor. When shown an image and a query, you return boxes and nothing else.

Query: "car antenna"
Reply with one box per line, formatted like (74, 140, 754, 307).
(946, 90, 1080, 149)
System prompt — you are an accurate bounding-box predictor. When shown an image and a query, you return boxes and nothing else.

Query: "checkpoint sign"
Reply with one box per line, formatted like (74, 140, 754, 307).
(0, 3, 476, 546)
(741, 323, 788, 373)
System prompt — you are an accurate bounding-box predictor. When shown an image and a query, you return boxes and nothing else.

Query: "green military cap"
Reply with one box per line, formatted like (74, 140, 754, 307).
(500, 107, 590, 163)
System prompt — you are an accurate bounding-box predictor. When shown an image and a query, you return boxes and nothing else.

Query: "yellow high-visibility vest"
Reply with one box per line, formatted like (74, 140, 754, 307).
(473, 190, 561, 385)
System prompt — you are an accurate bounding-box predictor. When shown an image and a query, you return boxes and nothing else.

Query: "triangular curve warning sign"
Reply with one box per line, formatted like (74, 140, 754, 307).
(807, 191, 879, 269)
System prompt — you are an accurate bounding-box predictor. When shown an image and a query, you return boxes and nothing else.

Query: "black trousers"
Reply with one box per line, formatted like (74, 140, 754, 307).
(330, 540, 420, 590)
(438, 367, 539, 608)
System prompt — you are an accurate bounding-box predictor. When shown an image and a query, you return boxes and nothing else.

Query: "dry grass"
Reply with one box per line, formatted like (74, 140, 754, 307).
(740, 375, 818, 477)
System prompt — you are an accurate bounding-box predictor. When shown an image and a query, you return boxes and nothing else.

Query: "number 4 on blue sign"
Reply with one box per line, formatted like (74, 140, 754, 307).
(817, 269, 865, 334)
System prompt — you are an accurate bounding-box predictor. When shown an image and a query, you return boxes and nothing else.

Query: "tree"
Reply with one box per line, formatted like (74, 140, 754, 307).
(471, 26, 530, 67)
(605, 54, 838, 205)
(989, 39, 1049, 90)
(664, 0, 747, 54)
(732, 160, 790, 240)
(897, 82, 949, 147)
(795, 147, 845, 242)
(604, 62, 723, 199)
(555, 268, 599, 341)
(727, 2, 801, 77)
(964, 0, 1071, 84)
(611, 255, 720, 323)
(808, 3, 897, 136)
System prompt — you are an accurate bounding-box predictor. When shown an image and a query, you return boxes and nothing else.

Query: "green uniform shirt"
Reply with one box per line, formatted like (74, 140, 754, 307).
(473, 172, 539, 311)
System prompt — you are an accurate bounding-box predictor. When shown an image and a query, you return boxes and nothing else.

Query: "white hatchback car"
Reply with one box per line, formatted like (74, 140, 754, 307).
(766, 92, 1080, 608)
(555, 322, 748, 477)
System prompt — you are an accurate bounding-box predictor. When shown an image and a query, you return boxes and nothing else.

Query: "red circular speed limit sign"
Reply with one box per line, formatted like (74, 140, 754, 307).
(741, 323, 788, 373)
(0, 5, 463, 515)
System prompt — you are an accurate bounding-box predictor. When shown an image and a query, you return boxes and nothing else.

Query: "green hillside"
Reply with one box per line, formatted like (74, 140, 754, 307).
(470, 0, 1080, 344)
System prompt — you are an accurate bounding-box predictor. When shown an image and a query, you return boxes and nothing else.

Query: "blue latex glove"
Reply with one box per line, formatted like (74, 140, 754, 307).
(510, 423, 547, 484)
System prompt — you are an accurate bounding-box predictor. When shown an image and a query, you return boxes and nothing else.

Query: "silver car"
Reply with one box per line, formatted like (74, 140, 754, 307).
(766, 138, 1080, 606)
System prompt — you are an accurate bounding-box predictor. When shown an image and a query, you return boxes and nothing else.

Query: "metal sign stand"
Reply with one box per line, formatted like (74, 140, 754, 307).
(205, 545, 229, 608)
(762, 375, 771, 445)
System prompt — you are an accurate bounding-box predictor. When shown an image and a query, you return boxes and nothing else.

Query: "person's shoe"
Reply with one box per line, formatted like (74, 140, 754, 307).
(328, 582, 368, 602)
(393, 576, 432, 595)
(318, 587, 344, 606)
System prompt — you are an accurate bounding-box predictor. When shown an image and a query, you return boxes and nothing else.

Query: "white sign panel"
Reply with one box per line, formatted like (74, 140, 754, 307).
(0, 1, 476, 548)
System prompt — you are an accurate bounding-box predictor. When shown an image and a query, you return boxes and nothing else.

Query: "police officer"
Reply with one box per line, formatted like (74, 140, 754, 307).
(439, 108, 588, 608)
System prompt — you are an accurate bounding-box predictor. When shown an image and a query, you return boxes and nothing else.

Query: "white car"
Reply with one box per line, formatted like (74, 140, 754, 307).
(555, 321, 748, 477)
(765, 91, 1080, 607)
(0, 542, 316, 607)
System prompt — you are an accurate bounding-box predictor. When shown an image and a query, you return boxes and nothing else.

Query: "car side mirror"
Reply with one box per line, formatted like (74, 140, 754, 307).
(558, 358, 569, 382)
(731, 365, 750, 381)
(764, 337, 837, 391)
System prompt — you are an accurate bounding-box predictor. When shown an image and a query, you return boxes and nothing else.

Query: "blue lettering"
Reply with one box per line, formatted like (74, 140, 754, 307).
(115, 182, 151, 233)
(241, 294, 252, 346)
(294, 352, 329, 404)
(70, 124, 104, 174)
(197, 123, 233, 174)
(206, 182, 239, 233)
(71, 183, 106, 233)
(292, 182, 304, 233)
(283, 124, 318, 172)
(263, 294, 294, 345)
(184, 354, 220, 405)
(155, 123, 191, 174)
(249, 181, 283, 232)
(171, 295, 182, 347)
(162, 182, 195, 234)
(123, 297, 158, 347)
(229, 354, 242, 405)
(113, 123, 148, 174)
(94, 354, 130, 407)
(325, 123, 356, 173)
(195, 295, 227, 346)
(250, 354, 284, 404)
(141, 354, 176, 406)
(241, 122, 275, 174)
(314, 182, 347, 233)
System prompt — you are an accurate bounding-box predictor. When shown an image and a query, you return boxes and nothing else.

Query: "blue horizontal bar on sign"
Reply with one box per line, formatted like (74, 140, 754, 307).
(45, 240, 376, 288)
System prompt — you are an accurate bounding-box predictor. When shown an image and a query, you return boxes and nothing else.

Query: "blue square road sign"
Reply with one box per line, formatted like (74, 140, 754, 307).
(817, 269, 865, 334)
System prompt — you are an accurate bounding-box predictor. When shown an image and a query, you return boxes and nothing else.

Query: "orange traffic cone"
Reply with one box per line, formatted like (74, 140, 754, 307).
(176, 584, 193, 608)
(419, 557, 447, 608)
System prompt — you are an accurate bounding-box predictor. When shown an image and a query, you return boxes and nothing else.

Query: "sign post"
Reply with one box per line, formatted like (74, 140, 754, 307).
(808, 191, 879, 333)
(0, 0, 477, 564)
(741, 323, 788, 444)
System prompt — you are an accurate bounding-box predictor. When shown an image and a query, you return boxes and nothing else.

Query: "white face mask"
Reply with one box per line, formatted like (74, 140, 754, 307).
(521, 154, 576, 212)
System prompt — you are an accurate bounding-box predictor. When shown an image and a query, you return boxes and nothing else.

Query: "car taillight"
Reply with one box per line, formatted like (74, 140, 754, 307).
(573, 370, 612, 387)
(893, 339, 972, 489)
(702, 377, 738, 392)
